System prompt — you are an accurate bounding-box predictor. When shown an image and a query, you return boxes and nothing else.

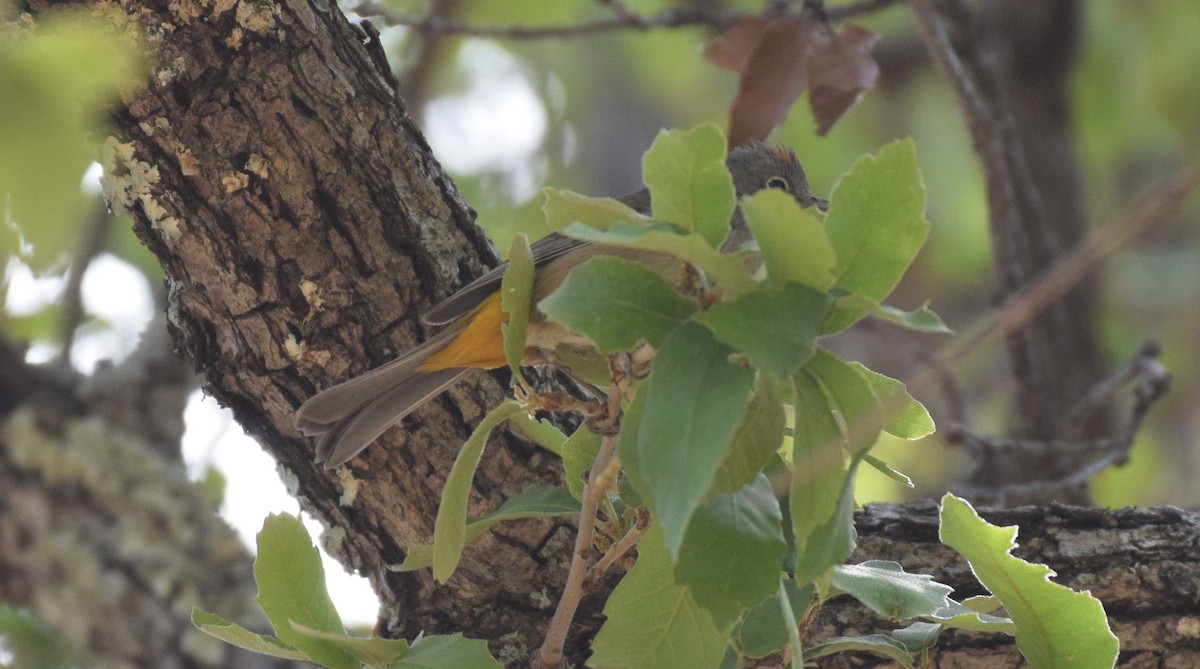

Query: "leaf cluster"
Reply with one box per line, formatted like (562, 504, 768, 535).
(194, 126, 1118, 668)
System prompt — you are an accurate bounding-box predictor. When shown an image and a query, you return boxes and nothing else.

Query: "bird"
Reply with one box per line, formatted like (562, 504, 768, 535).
(295, 142, 825, 468)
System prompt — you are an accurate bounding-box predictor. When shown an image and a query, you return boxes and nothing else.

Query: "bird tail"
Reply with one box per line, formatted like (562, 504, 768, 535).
(295, 326, 474, 468)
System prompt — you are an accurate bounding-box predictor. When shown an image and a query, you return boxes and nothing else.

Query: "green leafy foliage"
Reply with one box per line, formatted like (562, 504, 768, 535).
(820, 139, 930, 332)
(194, 514, 500, 668)
(626, 322, 755, 557)
(729, 580, 814, 659)
(392, 485, 580, 573)
(253, 514, 357, 669)
(674, 475, 787, 629)
(939, 494, 1119, 668)
(692, 283, 830, 381)
(501, 233, 535, 391)
(589, 526, 729, 669)
(560, 220, 758, 300)
(707, 374, 786, 498)
(740, 188, 837, 290)
(803, 635, 915, 668)
(543, 188, 650, 233)
(562, 426, 602, 500)
(433, 401, 527, 582)
(789, 372, 857, 583)
(831, 561, 954, 620)
(0, 11, 144, 271)
(538, 256, 697, 352)
(643, 123, 737, 248)
(0, 605, 74, 669)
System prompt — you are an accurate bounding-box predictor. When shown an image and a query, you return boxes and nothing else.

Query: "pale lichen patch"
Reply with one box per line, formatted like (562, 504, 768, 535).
(100, 136, 182, 240)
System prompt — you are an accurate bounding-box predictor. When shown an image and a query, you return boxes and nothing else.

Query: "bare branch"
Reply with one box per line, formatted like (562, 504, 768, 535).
(350, 0, 902, 41)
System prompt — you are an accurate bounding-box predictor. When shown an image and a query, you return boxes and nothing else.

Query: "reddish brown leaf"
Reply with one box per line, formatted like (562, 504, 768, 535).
(703, 17, 769, 74)
(725, 17, 826, 148)
(807, 23, 880, 135)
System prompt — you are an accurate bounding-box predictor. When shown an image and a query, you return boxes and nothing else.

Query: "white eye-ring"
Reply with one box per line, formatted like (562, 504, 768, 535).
(766, 176, 790, 191)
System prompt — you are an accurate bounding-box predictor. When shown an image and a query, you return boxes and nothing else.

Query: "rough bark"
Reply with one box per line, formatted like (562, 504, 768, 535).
(100, 0, 584, 662)
(810, 503, 1200, 668)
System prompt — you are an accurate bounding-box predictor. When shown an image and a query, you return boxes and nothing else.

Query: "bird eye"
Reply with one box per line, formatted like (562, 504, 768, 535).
(766, 176, 790, 191)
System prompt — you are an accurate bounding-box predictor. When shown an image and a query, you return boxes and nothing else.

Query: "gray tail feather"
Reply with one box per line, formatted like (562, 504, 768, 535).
(294, 327, 474, 467)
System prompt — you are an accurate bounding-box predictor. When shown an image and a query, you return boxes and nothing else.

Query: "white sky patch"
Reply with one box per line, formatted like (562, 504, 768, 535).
(182, 391, 380, 626)
(424, 40, 546, 199)
(72, 253, 154, 373)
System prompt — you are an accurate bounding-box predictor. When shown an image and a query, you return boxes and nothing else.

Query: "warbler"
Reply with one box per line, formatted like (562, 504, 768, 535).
(296, 143, 824, 467)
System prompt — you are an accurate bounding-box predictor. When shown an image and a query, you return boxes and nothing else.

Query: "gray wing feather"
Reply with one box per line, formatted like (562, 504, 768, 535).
(314, 366, 471, 467)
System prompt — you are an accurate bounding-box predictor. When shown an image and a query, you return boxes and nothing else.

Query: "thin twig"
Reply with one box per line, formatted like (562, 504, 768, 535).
(351, 0, 902, 40)
(536, 356, 630, 669)
(583, 507, 650, 590)
(954, 348, 1170, 504)
(939, 163, 1200, 366)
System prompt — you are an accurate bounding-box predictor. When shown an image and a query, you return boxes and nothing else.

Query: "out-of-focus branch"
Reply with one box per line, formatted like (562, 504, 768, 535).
(350, 0, 902, 40)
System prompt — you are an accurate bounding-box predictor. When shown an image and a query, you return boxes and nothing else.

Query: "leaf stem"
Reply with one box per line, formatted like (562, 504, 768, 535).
(779, 579, 805, 669)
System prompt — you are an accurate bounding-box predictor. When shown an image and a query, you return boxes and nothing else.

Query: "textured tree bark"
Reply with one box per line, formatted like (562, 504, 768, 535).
(100, 0, 585, 662)
(808, 503, 1200, 668)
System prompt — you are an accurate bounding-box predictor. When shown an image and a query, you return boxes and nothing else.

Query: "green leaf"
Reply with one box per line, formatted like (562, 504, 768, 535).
(563, 427, 603, 501)
(191, 609, 309, 661)
(891, 621, 944, 653)
(553, 343, 613, 388)
(433, 401, 527, 582)
(253, 514, 356, 669)
(538, 256, 696, 353)
(708, 374, 786, 498)
(562, 221, 758, 300)
(643, 123, 736, 248)
(289, 622, 410, 667)
(803, 635, 915, 668)
(395, 485, 580, 573)
(730, 580, 815, 659)
(927, 599, 1016, 634)
(505, 411, 566, 457)
(615, 381, 651, 509)
(543, 188, 651, 233)
(634, 322, 755, 557)
(830, 561, 953, 620)
(862, 453, 914, 487)
(790, 372, 856, 584)
(822, 293, 950, 336)
(806, 350, 884, 456)
(397, 634, 501, 668)
(825, 139, 929, 303)
(590, 526, 728, 669)
(741, 189, 837, 290)
(854, 365, 935, 440)
(501, 233, 535, 392)
(675, 474, 787, 629)
(692, 283, 830, 382)
(0, 12, 145, 271)
(0, 604, 74, 669)
(939, 494, 1119, 669)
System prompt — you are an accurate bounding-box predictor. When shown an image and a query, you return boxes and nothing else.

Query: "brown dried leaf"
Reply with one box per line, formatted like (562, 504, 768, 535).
(807, 23, 880, 136)
(725, 17, 826, 148)
(703, 17, 769, 74)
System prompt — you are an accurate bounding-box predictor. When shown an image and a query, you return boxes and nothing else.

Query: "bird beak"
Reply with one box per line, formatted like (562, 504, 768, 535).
(804, 195, 830, 212)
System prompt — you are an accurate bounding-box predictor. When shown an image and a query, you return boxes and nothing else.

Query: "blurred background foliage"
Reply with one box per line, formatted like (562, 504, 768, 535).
(1, 0, 1197, 525)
